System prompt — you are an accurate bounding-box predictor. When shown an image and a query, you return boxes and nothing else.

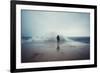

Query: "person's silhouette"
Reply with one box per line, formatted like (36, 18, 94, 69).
(57, 35, 60, 43)
(57, 35, 60, 51)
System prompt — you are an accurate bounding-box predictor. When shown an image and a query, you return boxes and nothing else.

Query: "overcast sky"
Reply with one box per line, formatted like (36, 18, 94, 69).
(21, 10, 90, 38)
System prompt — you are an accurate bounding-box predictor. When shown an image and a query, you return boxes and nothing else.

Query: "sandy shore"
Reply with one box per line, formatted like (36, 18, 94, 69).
(21, 41, 90, 63)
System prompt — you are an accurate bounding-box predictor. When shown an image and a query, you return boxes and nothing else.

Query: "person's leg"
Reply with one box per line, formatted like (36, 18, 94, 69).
(57, 41, 60, 51)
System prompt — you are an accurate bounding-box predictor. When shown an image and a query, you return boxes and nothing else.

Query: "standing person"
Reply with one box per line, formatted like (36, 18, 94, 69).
(57, 35, 60, 51)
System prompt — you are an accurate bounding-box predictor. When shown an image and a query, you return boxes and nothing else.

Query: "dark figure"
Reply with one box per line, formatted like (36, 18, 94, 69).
(57, 35, 60, 51)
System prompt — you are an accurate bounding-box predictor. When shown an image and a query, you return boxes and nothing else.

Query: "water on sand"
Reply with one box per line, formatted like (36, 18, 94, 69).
(21, 37, 90, 63)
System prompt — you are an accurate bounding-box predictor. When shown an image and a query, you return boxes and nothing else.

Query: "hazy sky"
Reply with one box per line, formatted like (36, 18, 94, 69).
(21, 10, 90, 38)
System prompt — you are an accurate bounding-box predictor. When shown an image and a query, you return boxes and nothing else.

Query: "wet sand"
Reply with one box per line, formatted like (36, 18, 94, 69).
(21, 41, 90, 63)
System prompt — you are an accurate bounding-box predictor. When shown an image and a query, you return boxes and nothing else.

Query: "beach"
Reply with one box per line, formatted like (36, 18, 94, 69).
(21, 38, 90, 63)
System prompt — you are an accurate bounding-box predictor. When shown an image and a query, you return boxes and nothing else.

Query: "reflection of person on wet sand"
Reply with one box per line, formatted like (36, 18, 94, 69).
(57, 35, 60, 51)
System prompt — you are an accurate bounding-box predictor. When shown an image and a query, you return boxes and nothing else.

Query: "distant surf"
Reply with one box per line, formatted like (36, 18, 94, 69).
(68, 37, 90, 44)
